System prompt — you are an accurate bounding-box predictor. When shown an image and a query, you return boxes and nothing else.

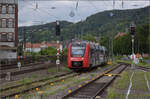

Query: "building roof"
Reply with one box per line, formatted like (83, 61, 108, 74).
(25, 42, 60, 49)
(0, 0, 18, 4)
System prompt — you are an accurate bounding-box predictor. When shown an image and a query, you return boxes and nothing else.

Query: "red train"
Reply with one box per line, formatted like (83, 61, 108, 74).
(67, 41, 108, 70)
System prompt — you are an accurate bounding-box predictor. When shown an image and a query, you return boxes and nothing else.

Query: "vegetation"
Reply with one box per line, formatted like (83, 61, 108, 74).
(18, 6, 150, 56)
(107, 71, 150, 99)
(82, 34, 97, 42)
(18, 6, 150, 43)
(40, 47, 57, 56)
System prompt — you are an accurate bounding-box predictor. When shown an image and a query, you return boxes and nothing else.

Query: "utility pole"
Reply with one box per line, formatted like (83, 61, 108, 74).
(23, 28, 26, 59)
(111, 36, 114, 62)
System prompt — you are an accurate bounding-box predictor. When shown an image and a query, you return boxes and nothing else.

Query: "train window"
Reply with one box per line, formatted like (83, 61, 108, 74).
(2, 19, 6, 28)
(1, 33, 7, 41)
(2, 5, 6, 14)
(71, 46, 86, 57)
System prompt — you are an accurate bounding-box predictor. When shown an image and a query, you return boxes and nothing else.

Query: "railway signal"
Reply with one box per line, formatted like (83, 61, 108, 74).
(130, 25, 135, 36)
(130, 22, 136, 69)
(56, 20, 60, 36)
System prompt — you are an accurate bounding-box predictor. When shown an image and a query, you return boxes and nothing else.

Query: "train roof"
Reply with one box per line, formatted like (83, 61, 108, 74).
(70, 40, 107, 51)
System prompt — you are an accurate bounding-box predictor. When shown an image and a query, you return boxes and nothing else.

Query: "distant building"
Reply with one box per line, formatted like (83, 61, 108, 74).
(25, 42, 60, 52)
(0, 0, 18, 60)
(114, 32, 126, 39)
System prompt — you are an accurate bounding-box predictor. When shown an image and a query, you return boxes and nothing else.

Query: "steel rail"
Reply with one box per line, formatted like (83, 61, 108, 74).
(0, 71, 73, 92)
(92, 65, 127, 98)
(62, 64, 128, 99)
(1, 72, 80, 98)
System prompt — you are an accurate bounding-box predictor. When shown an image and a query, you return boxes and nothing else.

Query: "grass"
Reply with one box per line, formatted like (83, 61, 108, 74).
(19, 68, 103, 98)
(114, 71, 132, 89)
(116, 59, 150, 67)
(107, 70, 150, 99)
(48, 68, 58, 73)
(19, 74, 91, 98)
(48, 67, 71, 73)
(107, 88, 126, 99)
(132, 71, 149, 91)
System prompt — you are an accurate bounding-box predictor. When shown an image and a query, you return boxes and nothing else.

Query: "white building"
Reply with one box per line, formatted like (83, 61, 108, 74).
(25, 42, 60, 53)
(0, 0, 18, 60)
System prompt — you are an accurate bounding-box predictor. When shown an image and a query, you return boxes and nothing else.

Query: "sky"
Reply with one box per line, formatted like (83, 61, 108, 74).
(18, 0, 150, 27)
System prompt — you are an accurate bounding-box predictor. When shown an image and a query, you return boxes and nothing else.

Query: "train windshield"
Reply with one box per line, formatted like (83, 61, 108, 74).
(71, 45, 86, 57)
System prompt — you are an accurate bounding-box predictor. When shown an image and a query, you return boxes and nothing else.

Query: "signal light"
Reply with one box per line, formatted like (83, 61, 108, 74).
(56, 21, 60, 36)
(130, 26, 135, 35)
(130, 22, 136, 36)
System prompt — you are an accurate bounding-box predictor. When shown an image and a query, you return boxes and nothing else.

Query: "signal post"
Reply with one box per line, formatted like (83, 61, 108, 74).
(56, 20, 60, 72)
(130, 22, 136, 69)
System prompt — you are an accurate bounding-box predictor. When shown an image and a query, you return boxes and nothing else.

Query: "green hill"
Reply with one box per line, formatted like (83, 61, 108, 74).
(18, 6, 150, 43)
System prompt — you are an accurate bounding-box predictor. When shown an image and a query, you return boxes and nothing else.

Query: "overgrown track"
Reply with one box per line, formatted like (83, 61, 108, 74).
(62, 64, 128, 99)
(0, 63, 49, 79)
(136, 66, 150, 71)
(0, 71, 79, 98)
(118, 61, 150, 71)
(0, 62, 44, 70)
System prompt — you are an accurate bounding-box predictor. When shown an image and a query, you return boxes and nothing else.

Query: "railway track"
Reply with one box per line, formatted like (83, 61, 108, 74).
(0, 63, 50, 79)
(0, 71, 79, 98)
(118, 62, 150, 71)
(62, 64, 128, 99)
(136, 65, 150, 71)
(0, 62, 44, 70)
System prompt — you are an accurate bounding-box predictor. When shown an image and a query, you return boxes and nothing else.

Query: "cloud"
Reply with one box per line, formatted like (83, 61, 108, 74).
(18, 1, 149, 26)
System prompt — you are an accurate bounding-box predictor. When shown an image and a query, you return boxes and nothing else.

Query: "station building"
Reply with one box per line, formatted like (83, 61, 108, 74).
(0, 0, 18, 60)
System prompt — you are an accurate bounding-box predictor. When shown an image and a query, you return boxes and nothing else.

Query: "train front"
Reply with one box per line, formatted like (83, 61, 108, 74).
(67, 42, 90, 69)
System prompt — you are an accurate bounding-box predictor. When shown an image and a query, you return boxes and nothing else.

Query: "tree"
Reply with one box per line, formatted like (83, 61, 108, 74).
(40, 47, 57, 56)
(82, 34, 97, 42)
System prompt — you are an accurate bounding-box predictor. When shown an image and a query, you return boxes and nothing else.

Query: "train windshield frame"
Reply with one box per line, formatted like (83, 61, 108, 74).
(71, 43, 86, 57)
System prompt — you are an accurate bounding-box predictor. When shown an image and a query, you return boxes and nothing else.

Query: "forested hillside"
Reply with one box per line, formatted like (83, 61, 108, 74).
(18, 6, 150, 43)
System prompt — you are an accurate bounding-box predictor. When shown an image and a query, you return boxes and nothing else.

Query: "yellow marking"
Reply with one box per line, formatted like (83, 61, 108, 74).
(35, 88, 39, 91)
(37, 91, 43, 94)
(62, 80, 65, 82)
(50, 83, 54, 86)
(15, 95, 19, 98)
(108, 74, 112, 77)
(78, 85, 82, 88)
(107, 61, 112, 65)
(95, 96, 101, 98)
(85, 81, 88, 84)
(104, 73, 120, 77)
(68, 90, 72, 93)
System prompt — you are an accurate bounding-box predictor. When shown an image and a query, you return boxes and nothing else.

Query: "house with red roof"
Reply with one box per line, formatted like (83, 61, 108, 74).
(25, 42, 60, 52)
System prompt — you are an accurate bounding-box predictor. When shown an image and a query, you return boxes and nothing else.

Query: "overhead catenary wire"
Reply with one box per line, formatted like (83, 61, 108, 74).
(88, 0, 99, 12)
